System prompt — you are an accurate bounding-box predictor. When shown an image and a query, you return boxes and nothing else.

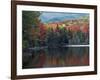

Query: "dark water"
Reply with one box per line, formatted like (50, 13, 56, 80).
(22, 47, 89, 69)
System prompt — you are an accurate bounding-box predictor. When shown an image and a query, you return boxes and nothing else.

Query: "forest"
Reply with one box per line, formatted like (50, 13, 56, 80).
(22, 11, 89, 49)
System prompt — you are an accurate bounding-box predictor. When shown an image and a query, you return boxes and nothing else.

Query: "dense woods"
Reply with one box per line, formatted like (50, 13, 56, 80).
(22, 11, 41, 48)
(22, 11, 89, 49)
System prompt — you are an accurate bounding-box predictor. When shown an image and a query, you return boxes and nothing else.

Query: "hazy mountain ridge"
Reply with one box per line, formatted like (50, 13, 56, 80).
(39, 12, 89, 23)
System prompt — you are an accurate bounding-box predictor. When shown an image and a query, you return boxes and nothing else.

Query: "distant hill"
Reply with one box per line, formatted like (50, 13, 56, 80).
(39, 12, 89, 23)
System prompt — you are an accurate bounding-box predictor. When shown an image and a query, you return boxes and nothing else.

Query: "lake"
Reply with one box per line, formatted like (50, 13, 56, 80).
(22, 47, 89, 69)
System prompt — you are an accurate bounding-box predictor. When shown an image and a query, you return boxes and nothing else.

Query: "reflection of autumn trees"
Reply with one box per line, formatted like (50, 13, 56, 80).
(81, 53, 89, 65)
(23, 47, 89, 68)
(35, 51, 46, 68)
(44, 48, 89, 67)
(36, 47, 89, 67)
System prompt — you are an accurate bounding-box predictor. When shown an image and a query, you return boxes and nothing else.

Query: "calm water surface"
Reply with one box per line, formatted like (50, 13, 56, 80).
(22, 47, 89, 69)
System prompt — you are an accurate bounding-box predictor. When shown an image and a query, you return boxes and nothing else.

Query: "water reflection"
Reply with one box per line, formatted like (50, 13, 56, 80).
(22, 47, 89, 69)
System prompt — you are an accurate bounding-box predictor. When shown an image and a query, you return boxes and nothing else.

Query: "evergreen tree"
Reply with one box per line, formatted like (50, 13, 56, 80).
(22, 11, 41, 48)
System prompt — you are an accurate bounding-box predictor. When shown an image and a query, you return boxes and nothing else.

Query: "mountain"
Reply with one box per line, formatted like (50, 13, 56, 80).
(39, 12, 89, 23)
